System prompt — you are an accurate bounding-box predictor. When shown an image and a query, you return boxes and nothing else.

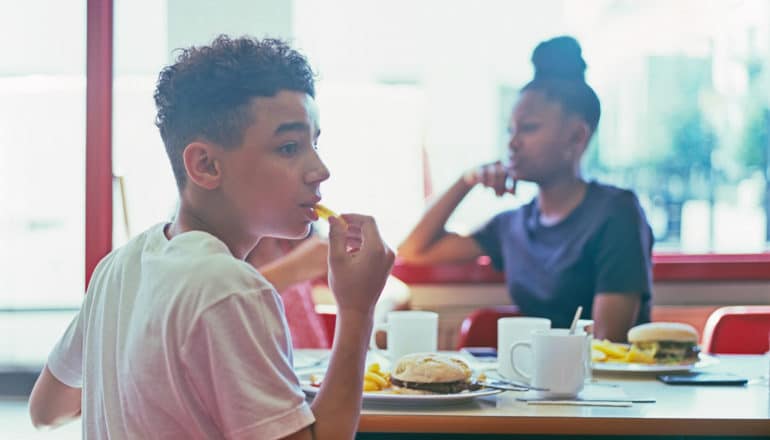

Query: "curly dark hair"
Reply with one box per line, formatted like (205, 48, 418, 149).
(522, 36, 601, 132)
(154, 35, 316, 189)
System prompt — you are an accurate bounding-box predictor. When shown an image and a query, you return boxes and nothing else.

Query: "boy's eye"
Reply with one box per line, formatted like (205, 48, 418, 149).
(278, 143, 298, 155)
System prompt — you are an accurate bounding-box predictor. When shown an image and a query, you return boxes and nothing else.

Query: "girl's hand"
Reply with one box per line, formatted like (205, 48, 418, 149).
(463, 161, 517, 196)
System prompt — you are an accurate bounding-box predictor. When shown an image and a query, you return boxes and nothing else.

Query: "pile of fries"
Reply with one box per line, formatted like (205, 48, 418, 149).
(363, 363, 391, 391)
(309, 363, 393, 392)
(591, 339, 655, 364)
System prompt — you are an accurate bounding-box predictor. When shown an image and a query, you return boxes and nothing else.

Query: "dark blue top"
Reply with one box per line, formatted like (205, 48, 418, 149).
(472, 181, 653, 328)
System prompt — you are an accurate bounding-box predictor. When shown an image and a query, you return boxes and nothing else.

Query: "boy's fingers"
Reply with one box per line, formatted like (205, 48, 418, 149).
(358, 217, 388, 255)
(327, 216, 348, 259)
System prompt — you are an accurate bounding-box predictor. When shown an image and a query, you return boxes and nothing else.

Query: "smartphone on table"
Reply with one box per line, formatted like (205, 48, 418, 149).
(657, 372, 748, 386)
(460, 347, 498, 362)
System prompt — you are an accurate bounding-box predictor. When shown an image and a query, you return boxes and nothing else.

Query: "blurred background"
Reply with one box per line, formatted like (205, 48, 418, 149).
(2, 0, 770, 393)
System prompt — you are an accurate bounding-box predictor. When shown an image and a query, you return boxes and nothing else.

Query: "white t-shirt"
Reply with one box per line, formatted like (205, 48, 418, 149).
(47, 223, 315, 439)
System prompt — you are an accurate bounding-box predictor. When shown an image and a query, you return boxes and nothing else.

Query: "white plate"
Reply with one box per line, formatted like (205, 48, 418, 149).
(300, 374, 503, 406)
(592, 354, 719, 373)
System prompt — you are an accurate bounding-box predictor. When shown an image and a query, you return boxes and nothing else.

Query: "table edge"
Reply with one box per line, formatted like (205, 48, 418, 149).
(359, 414, 770, 436)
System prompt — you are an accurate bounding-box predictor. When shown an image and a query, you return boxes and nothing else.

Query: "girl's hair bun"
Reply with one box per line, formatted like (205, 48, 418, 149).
(531, 36, 586, 82)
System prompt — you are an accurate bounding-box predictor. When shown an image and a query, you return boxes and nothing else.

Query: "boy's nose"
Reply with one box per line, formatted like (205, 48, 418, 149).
(305, 156, 330, 184)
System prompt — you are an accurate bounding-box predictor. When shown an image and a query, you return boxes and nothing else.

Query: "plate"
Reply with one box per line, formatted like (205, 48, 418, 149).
(299, 374, 503, 406)
(592, 354, 719, 373)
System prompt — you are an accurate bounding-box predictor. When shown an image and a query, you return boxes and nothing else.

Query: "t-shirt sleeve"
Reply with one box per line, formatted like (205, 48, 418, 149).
(47, 310, 84, 388)
(180, 290, 314, 440)
(594, 191, 654, 295)
(472, 212, 507, 270)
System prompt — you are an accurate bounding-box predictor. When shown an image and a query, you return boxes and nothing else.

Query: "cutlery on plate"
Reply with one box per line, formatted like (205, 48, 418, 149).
(475, 379, 549, 392)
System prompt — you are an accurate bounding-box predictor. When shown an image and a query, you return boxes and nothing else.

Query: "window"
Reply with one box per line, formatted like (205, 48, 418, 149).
(109, 0, 770, 269)
(0, 1, 86, 367)
(0, 2, 86, 309)
(294, 0, 770, 253)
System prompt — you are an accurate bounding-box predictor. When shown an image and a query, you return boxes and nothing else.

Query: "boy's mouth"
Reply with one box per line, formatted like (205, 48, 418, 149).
(299, 202, 321, 221)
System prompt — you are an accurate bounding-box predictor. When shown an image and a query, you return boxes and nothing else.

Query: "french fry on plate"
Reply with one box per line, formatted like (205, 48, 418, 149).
(363, 363, 391, 392)
(591, 339, 630, 361)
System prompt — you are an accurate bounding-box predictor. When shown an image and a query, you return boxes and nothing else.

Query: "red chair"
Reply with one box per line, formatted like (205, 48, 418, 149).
(701, 306, 770, 354)
(456, 305, 522, 349)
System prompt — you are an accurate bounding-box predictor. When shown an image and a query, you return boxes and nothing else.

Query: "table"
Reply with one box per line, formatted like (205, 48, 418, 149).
(295, 350, 770, 438)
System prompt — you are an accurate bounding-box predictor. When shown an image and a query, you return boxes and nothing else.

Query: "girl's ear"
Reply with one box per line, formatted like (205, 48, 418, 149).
(564, 118, 590, 160)
(568, 119, 591, 148)
(182, 142, 223, 190)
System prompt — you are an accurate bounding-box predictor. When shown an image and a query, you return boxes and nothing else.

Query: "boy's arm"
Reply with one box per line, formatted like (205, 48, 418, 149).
(280, 309, 375, 440)
(29, 365, 82, 429)
(299, 215, 394, 440)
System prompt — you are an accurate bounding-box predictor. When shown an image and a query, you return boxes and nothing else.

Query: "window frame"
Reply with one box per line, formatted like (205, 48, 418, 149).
(85, 0, 113, 288)
(391, 253, 770, 285)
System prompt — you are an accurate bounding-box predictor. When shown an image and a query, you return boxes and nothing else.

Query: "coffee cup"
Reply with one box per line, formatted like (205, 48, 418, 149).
(511, 328, 587, 398)
(497, 317, 551, 382)
(371, 311, 438, 361)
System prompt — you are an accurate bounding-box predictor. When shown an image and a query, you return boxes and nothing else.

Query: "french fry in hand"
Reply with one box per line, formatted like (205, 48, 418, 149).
(314, 204, 338, 221)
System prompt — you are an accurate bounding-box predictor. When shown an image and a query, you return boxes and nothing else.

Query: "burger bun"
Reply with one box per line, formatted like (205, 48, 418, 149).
(627, 322, 698, 343)
(392, 353, 472, 383)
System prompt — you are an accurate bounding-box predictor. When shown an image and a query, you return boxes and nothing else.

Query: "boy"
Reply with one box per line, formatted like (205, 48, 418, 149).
(29, 35, 394, 440)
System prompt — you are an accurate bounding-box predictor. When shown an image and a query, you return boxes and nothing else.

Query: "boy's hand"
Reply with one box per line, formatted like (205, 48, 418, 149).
(327, 214, 394, 314)
(462, 160, 517, 196)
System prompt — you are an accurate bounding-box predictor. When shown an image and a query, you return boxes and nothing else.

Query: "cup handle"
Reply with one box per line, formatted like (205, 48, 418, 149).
(369, 322, 389, 358)
(510, 341, 532, 381)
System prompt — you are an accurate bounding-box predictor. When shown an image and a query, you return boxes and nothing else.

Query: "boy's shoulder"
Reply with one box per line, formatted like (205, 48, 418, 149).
(92, 224, 274, 306)
(159, 228, 273, 298)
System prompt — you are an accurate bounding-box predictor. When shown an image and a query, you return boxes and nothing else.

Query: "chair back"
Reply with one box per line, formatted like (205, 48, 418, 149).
(456, 305, 522, 349)
(701, 306, 770, 354)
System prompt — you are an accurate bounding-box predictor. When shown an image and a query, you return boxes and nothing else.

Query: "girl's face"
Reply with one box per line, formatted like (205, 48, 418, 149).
(506, 90, 587, 185)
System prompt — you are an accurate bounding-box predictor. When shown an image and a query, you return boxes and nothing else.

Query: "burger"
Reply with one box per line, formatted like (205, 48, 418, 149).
(627, 322, 700, 364)
(390, 353, 476, 394)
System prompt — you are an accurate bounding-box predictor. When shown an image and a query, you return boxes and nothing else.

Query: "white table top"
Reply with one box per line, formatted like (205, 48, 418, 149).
(295, 350, 770, 436)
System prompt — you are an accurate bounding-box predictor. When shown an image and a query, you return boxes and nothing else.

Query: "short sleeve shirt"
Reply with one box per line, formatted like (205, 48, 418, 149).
(47, 224, 314, 439)
(473, 182, 653, 328)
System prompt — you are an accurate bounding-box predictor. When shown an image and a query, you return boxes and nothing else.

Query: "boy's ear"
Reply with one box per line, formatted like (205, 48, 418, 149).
(182, 142, 222, 190)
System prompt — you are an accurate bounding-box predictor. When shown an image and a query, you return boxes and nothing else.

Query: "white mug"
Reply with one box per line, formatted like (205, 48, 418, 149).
(577, 319, 594, 382)
(511, 328, 586, 398)
(371, 311, 438, 361)
(497, 317, 551, 382)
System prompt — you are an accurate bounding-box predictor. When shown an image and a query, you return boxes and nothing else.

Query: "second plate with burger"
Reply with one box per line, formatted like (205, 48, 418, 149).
(300, 353, 504, 405)
(591, 322, 719, 373)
